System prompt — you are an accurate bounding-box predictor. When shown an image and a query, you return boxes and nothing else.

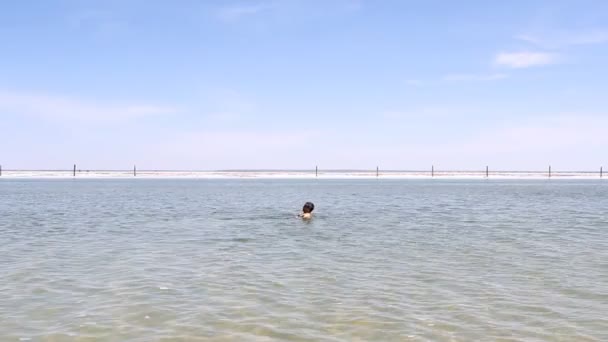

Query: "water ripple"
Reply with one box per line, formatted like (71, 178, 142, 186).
(1, 179, 606, 341)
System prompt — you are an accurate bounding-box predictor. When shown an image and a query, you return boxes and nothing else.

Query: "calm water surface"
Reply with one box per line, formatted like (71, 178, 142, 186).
(1, 179, 606, 341)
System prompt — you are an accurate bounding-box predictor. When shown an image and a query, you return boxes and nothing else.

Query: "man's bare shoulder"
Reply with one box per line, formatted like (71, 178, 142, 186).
(299, 213, 312, 220)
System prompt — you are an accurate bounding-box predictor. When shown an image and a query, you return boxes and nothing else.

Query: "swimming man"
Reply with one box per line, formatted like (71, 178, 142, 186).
(299, 202, 315, 220)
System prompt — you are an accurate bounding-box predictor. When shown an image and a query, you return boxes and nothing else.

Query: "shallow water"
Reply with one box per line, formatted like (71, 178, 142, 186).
(1, 179, 606, 341)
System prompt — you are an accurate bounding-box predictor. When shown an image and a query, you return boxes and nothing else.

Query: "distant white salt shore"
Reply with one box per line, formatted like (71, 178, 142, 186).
(0, 170, 604, 179)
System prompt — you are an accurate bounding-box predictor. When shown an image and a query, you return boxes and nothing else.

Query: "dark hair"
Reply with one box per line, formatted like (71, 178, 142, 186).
(302, 202, 315, 213)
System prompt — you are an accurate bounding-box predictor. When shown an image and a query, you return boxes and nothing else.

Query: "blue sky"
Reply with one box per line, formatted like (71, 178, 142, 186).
(1, 0, 607, 170)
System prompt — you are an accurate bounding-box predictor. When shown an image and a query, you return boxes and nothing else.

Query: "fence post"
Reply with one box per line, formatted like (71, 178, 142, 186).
(134, 165, 137, 177)
(376, 166, 379, 178)
(486, 166, 489, 178)
(315, 165, 318, 178)
(549, 165, 551, 178)
(0, 164, 2, 177)
(601, 166, 603, 179)
(73, 164, 76, 177)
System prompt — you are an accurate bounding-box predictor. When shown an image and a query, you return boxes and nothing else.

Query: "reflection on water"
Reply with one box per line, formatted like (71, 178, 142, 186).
(1, 179, 606, 341)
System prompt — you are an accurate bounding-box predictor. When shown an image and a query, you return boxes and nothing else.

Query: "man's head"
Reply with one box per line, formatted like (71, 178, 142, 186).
(302, 202, 315, 213)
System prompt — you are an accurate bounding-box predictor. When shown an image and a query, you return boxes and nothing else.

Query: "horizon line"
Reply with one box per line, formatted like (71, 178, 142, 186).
(0, 168, 604, 173)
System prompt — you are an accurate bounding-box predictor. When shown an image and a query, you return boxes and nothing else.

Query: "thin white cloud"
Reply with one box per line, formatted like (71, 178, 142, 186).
(567, 30, 608, 45)
(216, 3, 270, 22)
(516, 29, 608, 48)
(443, 73, 509, 82)
(345, 0, 363, 11)
(405, 73, 508, 86)
(65, 10, 129, 38)
(67, 10, 108, 28)
(195, 88, 257, 123)
(432, 115, 608, 170)
(515, 34, 542, 45)
(0, 90, 177, 122)
(404, 79, 423, 87)
(327, 114, 608, 170)
(150, 129, 321, 169)
(381, 106, 485, 120)
(494, 52, 557, 68)
(215, 1, 361, 25)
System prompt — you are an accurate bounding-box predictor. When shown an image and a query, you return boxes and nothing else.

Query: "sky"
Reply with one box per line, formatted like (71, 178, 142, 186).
(1, 0, 607, 170)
